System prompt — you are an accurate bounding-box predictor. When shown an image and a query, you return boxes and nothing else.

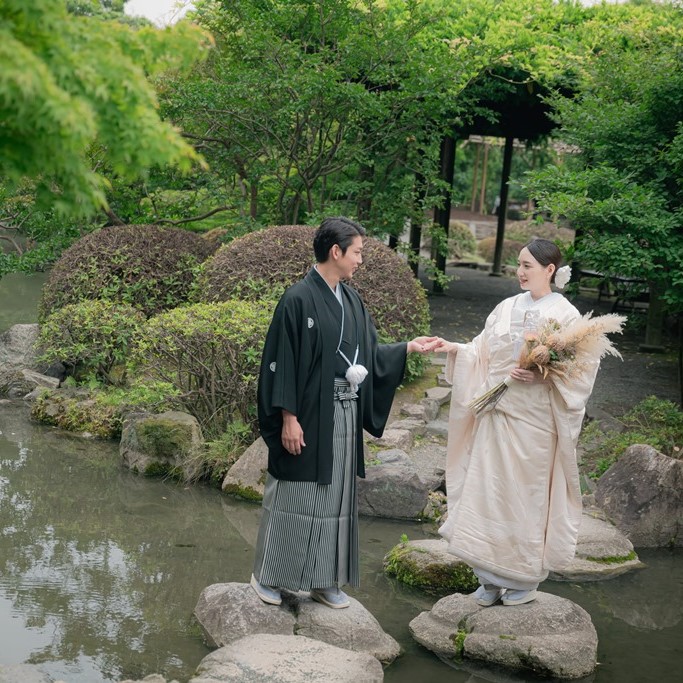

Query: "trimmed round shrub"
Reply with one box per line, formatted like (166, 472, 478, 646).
(196, 225, 431, 381)
(39, 224, 216, 321)
(447, 221, 477, 260)
(37, 300, 145, 385)
(197, 225, 316, 301)
(477, 236, 525, 266)
(134, 300, 273, 439)
(506, 221, 575, 247)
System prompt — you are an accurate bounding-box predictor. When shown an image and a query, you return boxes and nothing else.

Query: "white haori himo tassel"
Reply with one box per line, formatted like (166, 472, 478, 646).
(340, 346, 367, 392)
(345, 363, 368, 392)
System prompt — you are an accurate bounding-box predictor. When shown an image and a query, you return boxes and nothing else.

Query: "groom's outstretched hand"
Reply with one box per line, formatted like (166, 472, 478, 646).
(407, 336, 439, 354)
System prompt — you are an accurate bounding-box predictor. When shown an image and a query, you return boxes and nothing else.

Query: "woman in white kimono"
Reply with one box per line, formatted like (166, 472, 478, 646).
(432, 239, 598, 606)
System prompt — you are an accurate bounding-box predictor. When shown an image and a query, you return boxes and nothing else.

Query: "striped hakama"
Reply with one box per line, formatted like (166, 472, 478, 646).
(252, 378, 359, 591)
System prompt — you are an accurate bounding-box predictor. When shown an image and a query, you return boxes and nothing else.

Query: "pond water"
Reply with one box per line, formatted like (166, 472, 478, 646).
(0, 273, 681, 683)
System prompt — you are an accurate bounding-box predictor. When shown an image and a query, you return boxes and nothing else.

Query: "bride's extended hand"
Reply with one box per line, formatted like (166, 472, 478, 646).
(407, 336, 439, 354)
(428, 338, 457, 354)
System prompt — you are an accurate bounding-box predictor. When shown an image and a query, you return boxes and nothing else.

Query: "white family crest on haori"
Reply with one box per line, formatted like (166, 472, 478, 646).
(269, 362, 277, 372)
(308, 317, 315, 328)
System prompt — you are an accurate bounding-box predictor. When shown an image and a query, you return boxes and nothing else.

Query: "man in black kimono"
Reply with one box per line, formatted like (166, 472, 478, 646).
(251, 216, 434, 608)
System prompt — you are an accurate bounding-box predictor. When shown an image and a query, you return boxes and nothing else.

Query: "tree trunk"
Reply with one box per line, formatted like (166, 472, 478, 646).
(250, 183, 258, 220)
(357, 163, 373, 223)
(639, 280, 666, 352)
(409, 172, 428, 277)
(470, 142, 480, 213)
(479, 142, 489, 214)
(432, 135, 457, 294)
(491, 135, 514, 277)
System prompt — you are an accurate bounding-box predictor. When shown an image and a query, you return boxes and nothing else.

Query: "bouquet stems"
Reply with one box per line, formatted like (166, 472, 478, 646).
(467, 376, 512, 416)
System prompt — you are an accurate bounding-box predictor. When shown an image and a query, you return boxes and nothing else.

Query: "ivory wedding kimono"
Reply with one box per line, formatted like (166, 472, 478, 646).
(439, 292, 599, 588)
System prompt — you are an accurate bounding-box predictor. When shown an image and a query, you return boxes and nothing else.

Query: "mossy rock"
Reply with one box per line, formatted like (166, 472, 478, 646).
(222, 482, 263, 503)
(137, 419, 197, 458)
(30, 389, 122, 439)
(383, 538, 477, 593)
(120, 411, 204, 481)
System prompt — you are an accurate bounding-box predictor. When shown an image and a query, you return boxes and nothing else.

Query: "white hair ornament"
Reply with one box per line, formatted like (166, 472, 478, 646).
(555, 265, 572, 290)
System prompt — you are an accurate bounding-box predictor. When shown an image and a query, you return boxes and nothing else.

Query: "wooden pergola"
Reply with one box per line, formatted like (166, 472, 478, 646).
(415, 69, 565, 291)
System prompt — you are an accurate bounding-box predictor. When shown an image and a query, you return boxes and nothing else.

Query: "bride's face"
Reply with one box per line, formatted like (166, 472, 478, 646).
(517, 247, 553, 294)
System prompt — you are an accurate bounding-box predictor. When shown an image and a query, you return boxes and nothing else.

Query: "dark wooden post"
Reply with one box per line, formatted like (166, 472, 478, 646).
(491, 135, 514, 276)
(640, 280, 666, 353)
(432, 135, 456, 293)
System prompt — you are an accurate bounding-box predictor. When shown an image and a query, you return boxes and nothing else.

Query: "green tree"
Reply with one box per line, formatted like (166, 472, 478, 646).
(0, 0, 209, 219)
(158, 0, 595, 235)
(528, 9, 683, 349)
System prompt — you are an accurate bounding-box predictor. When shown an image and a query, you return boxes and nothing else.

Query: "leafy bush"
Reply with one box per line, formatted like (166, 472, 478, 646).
(196, 224, 431, 382)
(134, 300, 273, 438)
(580, 396, 683, 479)
(37, 300, 145, 385)
(477, 236, 525, 265)
(423, 221, 477, 260)
(447, 221, 478, 260)
(505, 221, 574, 248)
(201, 420, 255, 487)
(39, 224, 216, 320)
(96, 380, 182, 414)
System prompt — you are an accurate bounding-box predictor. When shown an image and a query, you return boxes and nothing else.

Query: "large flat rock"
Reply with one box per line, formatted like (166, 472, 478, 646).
(550, 511, 645, 581)
(188, 634, 384, 682)
(410, 591, 597, 679)
(194, 582, 399, 665)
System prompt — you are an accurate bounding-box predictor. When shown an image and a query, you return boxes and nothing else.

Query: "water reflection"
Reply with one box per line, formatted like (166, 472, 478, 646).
(0, 272, 47, 330)
(0, 400, 681, 683)
(567, 555, 681, 631)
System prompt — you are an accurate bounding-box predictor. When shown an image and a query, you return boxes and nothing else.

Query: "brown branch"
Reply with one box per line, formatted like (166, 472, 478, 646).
(182, 131, 232, 150)
(102, 208, 126, 226)
(0, 233, 23, 254)
(155, 206, 236, 226)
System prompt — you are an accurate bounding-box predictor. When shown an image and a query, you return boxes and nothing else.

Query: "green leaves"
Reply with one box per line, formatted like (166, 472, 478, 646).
(135, 299, 273, 438)
(0, 0, 209, 217)
(37, 300, 146, 385)
(527, 24, 683, 312)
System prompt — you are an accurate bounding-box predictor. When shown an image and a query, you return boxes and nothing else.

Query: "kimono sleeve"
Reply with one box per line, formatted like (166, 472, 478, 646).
(548, 304, 600, 443)
(257, 295, 302, 449)
(362, 316, 407, 438)
(444, 306, 498, 385)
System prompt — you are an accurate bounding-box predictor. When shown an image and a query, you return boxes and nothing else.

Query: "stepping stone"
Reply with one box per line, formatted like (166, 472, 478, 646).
(425, 386, 451, 405)
(409, 591, 598, 679)
(189, 634, 384, 683)
(550, 511, 645, 581)
(194, 582, 399, 665)
(383, 538, 476, 592)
